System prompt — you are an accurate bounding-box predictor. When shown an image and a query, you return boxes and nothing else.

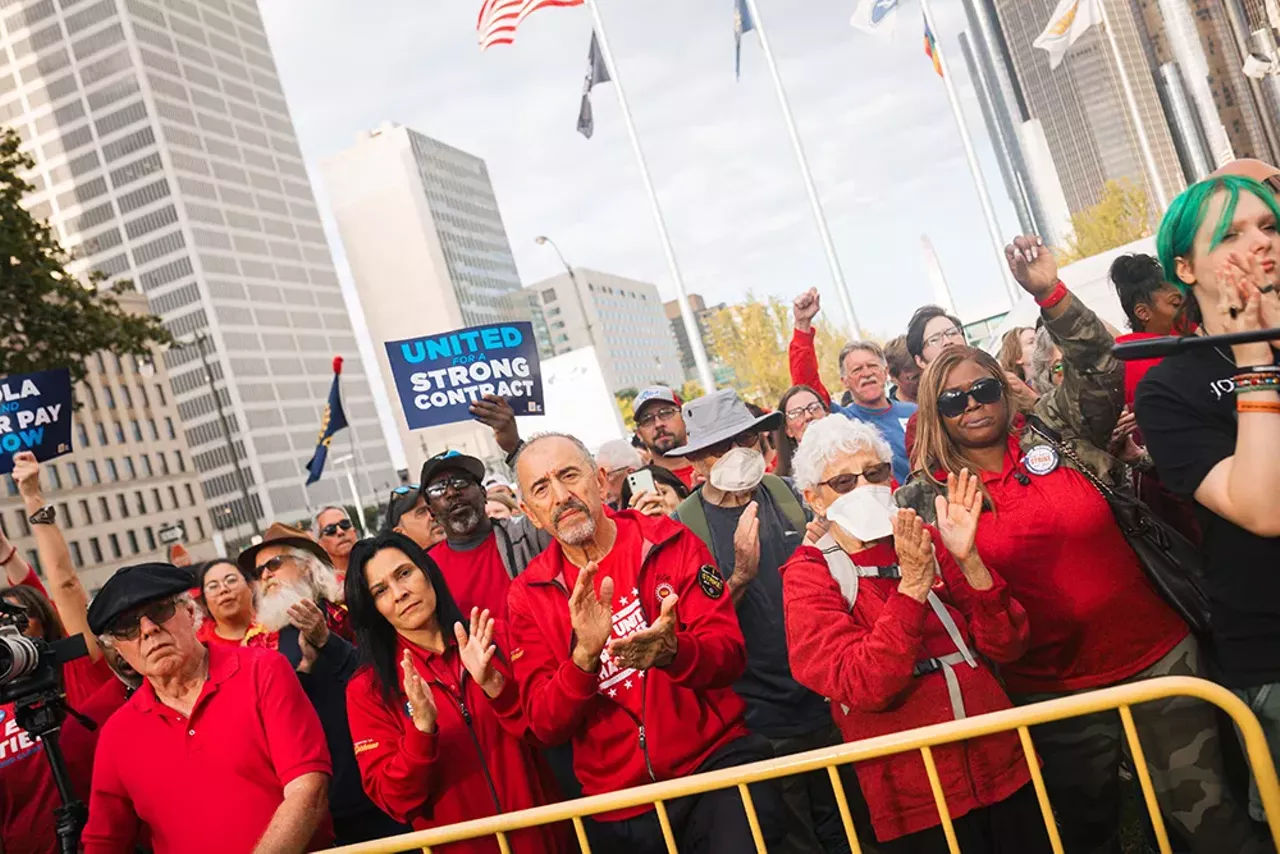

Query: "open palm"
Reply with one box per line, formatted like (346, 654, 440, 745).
(934, 469, 982, 562)
(455, 607, 499, 690)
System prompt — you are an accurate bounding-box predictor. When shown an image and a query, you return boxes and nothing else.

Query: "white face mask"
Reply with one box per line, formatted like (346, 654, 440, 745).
(709, 446, 766, 493)
(826, 484, 896, 543)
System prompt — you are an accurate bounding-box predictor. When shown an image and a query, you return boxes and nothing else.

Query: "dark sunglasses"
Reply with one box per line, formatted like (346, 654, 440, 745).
(253, 554, 298, 579)
(390, 484, 420, 498)
(107, 598, 179, 640)
(936, 377, 1004, 419)
(425, 475, 476, 500)
(819, 463, 893, 494)
(320, 519, 354, 537)
(690, 431, 760, 460)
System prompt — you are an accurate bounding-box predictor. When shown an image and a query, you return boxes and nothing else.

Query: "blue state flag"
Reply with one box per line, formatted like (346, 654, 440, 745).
(305, 356, 349, 485)
(734, 0, 755, 80)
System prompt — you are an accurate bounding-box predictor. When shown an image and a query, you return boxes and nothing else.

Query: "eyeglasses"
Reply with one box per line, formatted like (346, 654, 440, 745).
(390, 484, 419, 498)
(320, 519, 354, 537)
(936, 377, 1004, 419)
(107, 598, 179, 640)
(424, 475, 476, 500)
(923, 327, 965, 351)
(691, 431, 760, 460)
(818, 464, 893, 494)
(785, 401, 826, 422)
(203, 573, 245, 593)
(635, 406, 680, 428)
(253, 554, 299, 579)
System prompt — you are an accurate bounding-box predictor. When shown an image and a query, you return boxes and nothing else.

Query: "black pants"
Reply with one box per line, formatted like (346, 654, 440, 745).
(768, 722, 855, 854)
(875, 784, 1054, 854)
(332, 805, 412, 848)
(591, 733, 788, 854)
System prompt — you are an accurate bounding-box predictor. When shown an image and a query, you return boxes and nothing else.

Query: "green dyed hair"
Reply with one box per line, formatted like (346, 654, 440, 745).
(1157, 174, 1280, 292)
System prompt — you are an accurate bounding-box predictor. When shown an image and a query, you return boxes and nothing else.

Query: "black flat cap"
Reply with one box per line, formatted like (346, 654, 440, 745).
(87, 562, 197, 636)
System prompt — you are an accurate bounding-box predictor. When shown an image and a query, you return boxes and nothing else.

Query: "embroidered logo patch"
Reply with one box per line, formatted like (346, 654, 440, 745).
(655, 579, 675, 608)
(353, 739, 380, 756)
(1023, 444, 1059, 476)
(698, 564, 725, 599)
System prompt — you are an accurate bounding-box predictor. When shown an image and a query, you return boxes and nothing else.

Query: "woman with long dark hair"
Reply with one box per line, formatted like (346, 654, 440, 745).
(772, 384, 828, 478)
(896, 236, 1262, 854)
(195, 558, 256, 646)
(343, 532, 565, 853)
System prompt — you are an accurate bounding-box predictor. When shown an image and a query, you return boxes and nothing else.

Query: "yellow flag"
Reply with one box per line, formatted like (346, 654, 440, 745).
(1033, 0, 1099, 70)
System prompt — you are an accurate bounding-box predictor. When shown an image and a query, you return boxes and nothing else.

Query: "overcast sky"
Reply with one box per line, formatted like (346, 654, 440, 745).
(257, 0, 1025, 344)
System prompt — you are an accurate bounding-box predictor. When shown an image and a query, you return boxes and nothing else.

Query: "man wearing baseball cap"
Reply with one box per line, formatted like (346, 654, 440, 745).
(633, 386, 697, 489)
(82, 563, 332, 854)
(383, 485, 446, 550)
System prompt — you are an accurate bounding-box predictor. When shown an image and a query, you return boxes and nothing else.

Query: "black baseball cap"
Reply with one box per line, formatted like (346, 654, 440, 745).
(383, 484, 421, 532)
(418, 451, 485, 497)
(87, 563, 197, 636)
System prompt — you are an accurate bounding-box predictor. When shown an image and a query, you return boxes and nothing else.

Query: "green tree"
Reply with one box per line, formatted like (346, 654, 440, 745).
(1059, 178, 1153, 264)
(615, 387, 639, 431)
(0, 127, 170, 385)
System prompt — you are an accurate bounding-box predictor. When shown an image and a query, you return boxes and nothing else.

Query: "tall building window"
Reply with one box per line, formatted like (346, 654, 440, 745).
(76, 423, 89, 447)
(105, 458, 118, 481)
(89, 537, 103, 563)
(135, 491, 146, 514)
(184, 484, 195, 506)
(47, 465, 62, 491)
(121, 386, 132, 407)
(114, 422, 125, 443)
(144, 527, 156, 550)
(167, 485, 178, 508)
(14, 511, 29, 537)
(58, 503, 71, 528)
(69, 541, 84, 568)
(98, 496, 112, 521)
(79, 499, 92, 525)
(108, 534, 121, 559)
(127, 530, 139, 554)
(158, 454, 170, 476)
(131, 420, 142, 441)
(87, 461, 100, 484)
(195, 516, 206, 539)
(96, 423, 108, 444)
(152, 487, 162, 509)
(123, 457, 135, 479)
(140, 454, 153, 477)
(117, 494, 130, 518)
(165, 417, 176, 439)
(156, 385, 167, 406)
(175, 451, 185, 472)
(104, 387, 116, 409)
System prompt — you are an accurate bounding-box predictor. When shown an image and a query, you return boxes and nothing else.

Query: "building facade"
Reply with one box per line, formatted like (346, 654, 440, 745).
(0, 0, 397, 534)
(0, 292, 215, 592)
(530, 269, 683, 394)
(664, 294, 722, 385)
(321, 123, 536, 474)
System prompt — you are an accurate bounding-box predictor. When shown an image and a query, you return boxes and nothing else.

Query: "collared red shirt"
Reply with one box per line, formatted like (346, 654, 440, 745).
(82, 644, 333, 854)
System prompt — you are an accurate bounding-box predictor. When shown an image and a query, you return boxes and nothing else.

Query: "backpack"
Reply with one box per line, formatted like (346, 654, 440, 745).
(674, 474, 806, 551)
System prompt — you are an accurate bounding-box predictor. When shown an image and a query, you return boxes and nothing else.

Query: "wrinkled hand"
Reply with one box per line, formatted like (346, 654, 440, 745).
(287, 598, 330, 650)
(455, 607, 503, 698)
(629, 490, 668, 518)
(569, 562, 614, 672)
(1005, 235, 1058, 298)
(608, 592, 678, 671)
(933, 469, 981, 563)
(803, 517, 830, 547)
(893, 509, 936, 603)
(296, 634, 319, 674)
(401, 650, 438, 734)
(793, 288, 821, 332)
(731, 502, 761, 587)
(11, 452, 41, 505)
(469, 394, 521, 455)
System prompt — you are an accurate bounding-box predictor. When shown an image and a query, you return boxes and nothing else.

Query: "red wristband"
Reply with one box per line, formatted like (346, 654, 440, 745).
(1036, 280, 1068, 309)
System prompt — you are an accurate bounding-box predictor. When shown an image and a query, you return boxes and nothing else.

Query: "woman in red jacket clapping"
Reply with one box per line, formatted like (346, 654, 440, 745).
(781, 415, 1050, 853)
(344, 532, 566, 854)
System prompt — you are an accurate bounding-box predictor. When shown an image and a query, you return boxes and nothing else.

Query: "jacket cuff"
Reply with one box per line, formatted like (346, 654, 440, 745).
(792, 326, 816, 344)
(661, 631, 700, 683)
(883, 590, 929, 634)
(402, 725, 439, 763)
(559, 658, 601, 701)
(963, 576, 1010, 613)
(488, 674, 522, 718)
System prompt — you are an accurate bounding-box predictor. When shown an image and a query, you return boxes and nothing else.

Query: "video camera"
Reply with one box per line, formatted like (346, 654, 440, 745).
(0, 598, 86, 707)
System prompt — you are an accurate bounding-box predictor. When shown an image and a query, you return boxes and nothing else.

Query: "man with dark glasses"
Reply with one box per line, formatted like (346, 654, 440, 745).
(312, 507, 358, 582)
(83, 562, 333, 854)
(383, 484, 446, 550)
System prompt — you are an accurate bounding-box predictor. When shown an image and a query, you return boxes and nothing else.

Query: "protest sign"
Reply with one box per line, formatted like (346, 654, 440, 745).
(0, 368, 74, 474)
(385, 322, 544, 430)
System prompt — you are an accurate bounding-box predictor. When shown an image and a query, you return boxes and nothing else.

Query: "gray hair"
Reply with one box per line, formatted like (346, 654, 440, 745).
(1027, 327, 1061, 397)
(595, 439, 642, 473)
(98, 592, 200, 649)
(280, 546, 344, 604)
(838, 340, 886, 377)
(792, 415, 894, 495)
(312, 504, 349, 535)
(511, 432, 596, 475)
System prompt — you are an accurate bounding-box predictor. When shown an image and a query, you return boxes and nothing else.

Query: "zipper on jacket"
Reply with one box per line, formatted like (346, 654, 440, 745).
(436, 679, 504, 814)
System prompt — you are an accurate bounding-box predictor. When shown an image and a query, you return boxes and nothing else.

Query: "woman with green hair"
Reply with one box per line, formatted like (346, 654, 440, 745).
(1136, 173, 1280, 825)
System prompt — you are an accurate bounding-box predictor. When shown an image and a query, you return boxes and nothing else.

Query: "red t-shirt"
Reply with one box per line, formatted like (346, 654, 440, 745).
(1114, 331, 1167, 408)
(669, 464, 696, 490)
(195, 620, 246, 648)
(82, 645, 333, 854)
(429, 534, 513, 621)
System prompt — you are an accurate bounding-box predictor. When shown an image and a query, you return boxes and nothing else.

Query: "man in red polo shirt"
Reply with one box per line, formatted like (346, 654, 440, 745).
(82, 562, 332, 854)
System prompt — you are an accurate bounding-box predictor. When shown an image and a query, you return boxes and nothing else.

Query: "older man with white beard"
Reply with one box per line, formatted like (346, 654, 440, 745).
(236, 524, 408, 846)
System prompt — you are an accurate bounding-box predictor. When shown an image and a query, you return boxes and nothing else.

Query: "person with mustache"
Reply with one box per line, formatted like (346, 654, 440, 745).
(239, 523, 353, 650)
(506, 432, 788, 853)
(632, 386, 697, 489)
(789, 289, 917, 482)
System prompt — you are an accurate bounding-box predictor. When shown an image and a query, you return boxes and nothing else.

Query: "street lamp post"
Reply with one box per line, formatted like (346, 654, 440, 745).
(535, 236, 595, 353)
(180, 331, 261, 535)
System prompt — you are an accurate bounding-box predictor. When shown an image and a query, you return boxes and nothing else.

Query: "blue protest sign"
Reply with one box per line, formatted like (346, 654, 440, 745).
(384, 322, 544, 430)
(0, 368, 74, 474)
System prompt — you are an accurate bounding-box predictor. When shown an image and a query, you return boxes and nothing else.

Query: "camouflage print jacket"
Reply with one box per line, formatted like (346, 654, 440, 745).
(895, 291, 1127, 524)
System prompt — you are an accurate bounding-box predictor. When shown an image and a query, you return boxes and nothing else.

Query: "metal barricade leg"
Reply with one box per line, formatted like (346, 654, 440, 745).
(919, 745, 961, 854)
(571, 816, 593, 854)
(825, 765, 864, 854)
(1119, 705, 1172, 854)
(655, 801, 679, 854)
(737, 783, 769, 853)
(1018, 725, 1065, 854)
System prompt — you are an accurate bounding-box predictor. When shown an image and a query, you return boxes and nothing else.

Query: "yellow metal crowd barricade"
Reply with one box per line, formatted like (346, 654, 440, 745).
(329, 676, 1280, 854)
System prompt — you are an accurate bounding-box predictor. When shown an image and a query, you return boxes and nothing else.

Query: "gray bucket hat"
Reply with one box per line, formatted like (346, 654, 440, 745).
(664, 388, 782, 457)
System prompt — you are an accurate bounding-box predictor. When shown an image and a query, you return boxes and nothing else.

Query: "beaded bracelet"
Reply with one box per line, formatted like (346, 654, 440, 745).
(1233, 373, 1280, 392)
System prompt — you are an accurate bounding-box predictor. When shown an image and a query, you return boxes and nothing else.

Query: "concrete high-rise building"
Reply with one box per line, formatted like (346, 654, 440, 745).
(0, 292, 216, 592)
(664, 294, 722, 385)
(530, 269, 682, 394)
(1, 0, 397, 533)
(321, 123, 536, 474)
(991, 0, 1185, 217)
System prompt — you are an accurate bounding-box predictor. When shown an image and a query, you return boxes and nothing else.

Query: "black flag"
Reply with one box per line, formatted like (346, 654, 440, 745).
(577, 31, 611, 139)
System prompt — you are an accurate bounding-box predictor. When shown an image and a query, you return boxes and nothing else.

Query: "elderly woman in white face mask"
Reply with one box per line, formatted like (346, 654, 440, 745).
(779, 415, 1052, 854)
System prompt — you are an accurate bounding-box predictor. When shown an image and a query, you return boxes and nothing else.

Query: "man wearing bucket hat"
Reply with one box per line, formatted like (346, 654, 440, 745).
(670, 388, 852, 854)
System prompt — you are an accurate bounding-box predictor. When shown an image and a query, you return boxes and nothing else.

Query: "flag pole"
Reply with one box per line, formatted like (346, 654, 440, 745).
(920, 0, 1020, 308)
(1094, 0, 1169, 212)
(739, 0, 864, 338)
(334, 357, 372, 525)
(582, 0, 716, 393)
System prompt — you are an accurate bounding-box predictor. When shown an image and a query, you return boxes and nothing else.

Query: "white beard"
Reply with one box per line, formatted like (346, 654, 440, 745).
(256, 581, 314, 632)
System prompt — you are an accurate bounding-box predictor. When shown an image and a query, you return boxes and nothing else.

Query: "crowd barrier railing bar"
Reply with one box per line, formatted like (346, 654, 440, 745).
(329, 676, 1280, 854)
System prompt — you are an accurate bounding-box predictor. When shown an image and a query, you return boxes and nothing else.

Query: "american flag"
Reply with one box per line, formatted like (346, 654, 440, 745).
(477, 0, 583, 51)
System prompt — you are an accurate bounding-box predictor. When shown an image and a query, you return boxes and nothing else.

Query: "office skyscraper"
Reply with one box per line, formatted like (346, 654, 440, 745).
(1, 0, 397, 531)
(321, 123, 537, 473)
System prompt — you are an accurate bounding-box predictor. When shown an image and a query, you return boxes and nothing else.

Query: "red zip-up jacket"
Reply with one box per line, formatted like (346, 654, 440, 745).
(781, 536, 1034, 842)
(346, 636, 567, 854)
(506, 510, 749, 820)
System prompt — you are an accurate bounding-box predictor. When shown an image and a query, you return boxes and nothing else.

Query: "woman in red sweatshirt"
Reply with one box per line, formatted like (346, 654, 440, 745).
(782, 415, 1048, 852)
(344, 532, 566, 854)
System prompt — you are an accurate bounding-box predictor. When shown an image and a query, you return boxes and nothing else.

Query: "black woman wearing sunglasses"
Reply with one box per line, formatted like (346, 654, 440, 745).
(895, 236, 1259, 854)
(781, 414, 1047, 853)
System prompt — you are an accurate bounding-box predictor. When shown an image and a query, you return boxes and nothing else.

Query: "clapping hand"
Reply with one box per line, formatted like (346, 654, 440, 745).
(608, 592, 678, 671)
(287, 598, 330, 650)
(455, 607, 504, 698)
(401, 650, 438, 734)
(569, 562, 614, 673)
(893, 509, 936, 603)
(934, 469, 981, 563)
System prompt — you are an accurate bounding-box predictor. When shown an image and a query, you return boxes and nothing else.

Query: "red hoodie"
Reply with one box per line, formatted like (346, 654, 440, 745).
(346, 636, 566, 854)
(506, 510, 749, 820)
(781, 535, 1034, 842)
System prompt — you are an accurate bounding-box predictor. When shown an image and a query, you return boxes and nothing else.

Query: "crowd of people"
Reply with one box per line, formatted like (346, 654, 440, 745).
(2, 167, 1280, 854)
